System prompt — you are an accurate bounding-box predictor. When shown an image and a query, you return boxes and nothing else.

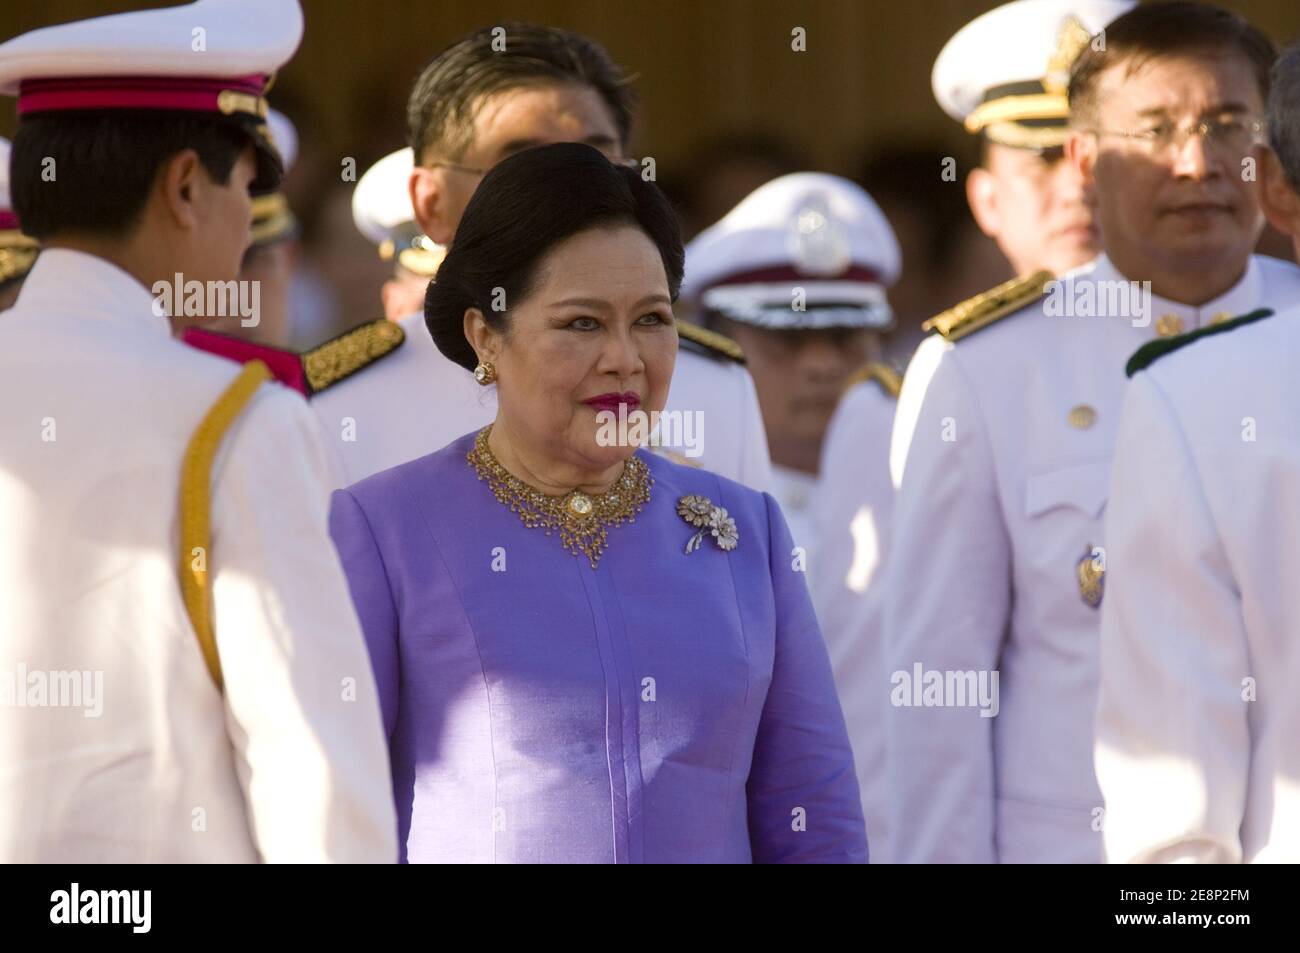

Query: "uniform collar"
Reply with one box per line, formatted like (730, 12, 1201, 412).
(15, 248, 174, 338)
(1090, 252, 1261, 335)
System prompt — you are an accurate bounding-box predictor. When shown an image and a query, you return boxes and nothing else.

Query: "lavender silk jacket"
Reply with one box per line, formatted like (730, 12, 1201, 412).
(329, 430, 867, 863)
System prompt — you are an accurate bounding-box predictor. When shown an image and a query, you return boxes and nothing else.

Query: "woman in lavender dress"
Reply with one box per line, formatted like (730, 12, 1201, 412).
(329, 142, 866, 863)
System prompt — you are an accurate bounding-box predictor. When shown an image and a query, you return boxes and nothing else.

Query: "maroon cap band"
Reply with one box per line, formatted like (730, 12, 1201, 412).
(18, 74, 267, 117)
(704, 262, 881, 290)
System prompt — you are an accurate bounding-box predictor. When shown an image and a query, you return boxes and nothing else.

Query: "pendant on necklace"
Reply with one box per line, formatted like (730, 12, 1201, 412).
(566, 492, 594, 518)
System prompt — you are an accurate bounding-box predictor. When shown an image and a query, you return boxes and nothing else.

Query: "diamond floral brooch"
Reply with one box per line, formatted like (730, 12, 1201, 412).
(677, 494, 739, 554)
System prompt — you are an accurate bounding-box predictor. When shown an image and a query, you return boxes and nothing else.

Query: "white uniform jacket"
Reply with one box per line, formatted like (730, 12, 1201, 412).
(0, 250, 396, 862)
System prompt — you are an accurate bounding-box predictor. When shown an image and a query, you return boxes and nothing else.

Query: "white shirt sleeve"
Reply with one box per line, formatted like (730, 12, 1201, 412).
(208, 385, 398, 862)
(884, 336, 1009, 863)
(1096, 372, 1250, 864)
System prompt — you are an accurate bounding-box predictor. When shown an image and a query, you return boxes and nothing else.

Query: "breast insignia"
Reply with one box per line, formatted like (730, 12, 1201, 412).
(676, 320, 746, 364)
(1125, 308, 1274, 378)
(922, 269, 1054, 343)
(844, 360, 903, 399)
(1076, 543, 1105, 609)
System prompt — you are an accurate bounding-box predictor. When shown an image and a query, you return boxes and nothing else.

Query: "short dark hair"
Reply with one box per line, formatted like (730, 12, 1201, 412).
(407, 22, 637, 165)
(1069, 2, 1277, 126)
(11, 112, 252, 240)
(424, 142, 683, 373)
(1269, 42, 1300, 189)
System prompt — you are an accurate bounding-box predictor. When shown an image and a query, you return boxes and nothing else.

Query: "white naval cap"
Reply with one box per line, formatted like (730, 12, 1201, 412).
(932, 0, 1134, 150)
(265, 107, 298, 172)
(0, 0, 304, 190)
(352, 147, 445, 278)
(682, 172, 900, 332)
(250, 107, 299, 246)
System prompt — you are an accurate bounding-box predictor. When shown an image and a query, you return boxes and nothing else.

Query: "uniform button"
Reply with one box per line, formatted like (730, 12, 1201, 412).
(1155, 314, 1184, 336)
(1209, 311, 1233, 326)
(1068, 404, 1097, 429)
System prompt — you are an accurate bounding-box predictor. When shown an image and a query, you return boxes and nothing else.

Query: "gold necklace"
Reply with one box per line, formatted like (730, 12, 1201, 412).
(466, 425, 652, 569)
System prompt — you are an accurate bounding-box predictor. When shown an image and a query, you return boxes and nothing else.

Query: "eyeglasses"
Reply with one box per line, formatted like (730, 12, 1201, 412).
(1092, 117, 1266, 156)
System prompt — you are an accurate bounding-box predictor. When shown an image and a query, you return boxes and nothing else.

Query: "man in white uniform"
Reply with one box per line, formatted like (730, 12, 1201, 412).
(1096, 41, 1300, 864)
(680, 173, 900, 570)
(815, 0, 1132, 862)
(0, 0, 395, 862)
(351, 147, 446, 323)
(886, 1, 1300, 863)
(312, 23, 771, 490)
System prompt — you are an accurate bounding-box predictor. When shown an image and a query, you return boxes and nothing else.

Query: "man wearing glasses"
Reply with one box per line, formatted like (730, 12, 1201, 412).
(312, 23, 772, 490)
(884, 1, 1300, 863)
(1095, 39, 1300, 864)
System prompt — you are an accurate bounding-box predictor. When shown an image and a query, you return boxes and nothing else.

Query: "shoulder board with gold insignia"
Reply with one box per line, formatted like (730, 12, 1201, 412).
(922, 270, 1054, 342)
(302, 318, 405, 395)
(677, 320, 746, 364)
(184, 318, 405, 398)
(1125, 308, 1273, 378)
(843, 360, 902, 399)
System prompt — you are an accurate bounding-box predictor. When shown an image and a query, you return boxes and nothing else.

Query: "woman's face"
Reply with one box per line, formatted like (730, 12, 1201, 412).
(482, 223, 678, 473)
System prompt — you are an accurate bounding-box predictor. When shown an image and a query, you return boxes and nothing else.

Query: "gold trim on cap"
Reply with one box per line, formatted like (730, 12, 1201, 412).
(965, 93, 1069, 134)
(983, 121, 1070, 150)
(217, 89, 268, 119)
(249, 193, 295, 246)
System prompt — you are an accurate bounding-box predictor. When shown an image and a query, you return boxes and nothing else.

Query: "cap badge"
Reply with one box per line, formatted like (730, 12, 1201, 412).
(787, 196, 850, 276)
(1044, 16, 1092, 95)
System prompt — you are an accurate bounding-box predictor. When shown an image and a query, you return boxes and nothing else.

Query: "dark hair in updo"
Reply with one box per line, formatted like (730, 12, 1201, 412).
(424, 142, 685, 372)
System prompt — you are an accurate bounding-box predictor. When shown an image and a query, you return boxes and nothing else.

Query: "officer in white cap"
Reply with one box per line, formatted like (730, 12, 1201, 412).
(682, 171, 901, 857)
(0, 137, 38, 312)
(0, 0, 394, 862)
(886, 1, 1300, 863)
(353, 147, 446, 322)
(1095, 41, 1300, 865)
(682, 173, 899, 561)
(311, 23, 772, 490)
(933, 0, 1134, 282)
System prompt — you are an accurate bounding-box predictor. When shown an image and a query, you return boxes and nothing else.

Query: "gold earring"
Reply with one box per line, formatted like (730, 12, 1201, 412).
(473, 360, 497, 385)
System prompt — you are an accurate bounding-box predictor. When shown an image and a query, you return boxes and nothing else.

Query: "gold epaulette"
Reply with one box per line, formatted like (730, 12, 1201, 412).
(922, 270, 1054, 342)
(302, 318, 405, 394)
(676, 320, 746, 364)
(844, 361, 903, 399)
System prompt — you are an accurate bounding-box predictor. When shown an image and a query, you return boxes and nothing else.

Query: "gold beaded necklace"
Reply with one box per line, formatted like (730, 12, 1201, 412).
(466, 425, 653, 569)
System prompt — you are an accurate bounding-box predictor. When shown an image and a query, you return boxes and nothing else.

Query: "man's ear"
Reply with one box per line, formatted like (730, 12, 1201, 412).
(462, 306, 500, 365)
(966, 166, 1001, 239)
(410, 165, 455, 246)
(1254, 146, 1300, 242)
(1066, 128, 1097, 189)
(158, 147, 204, 230)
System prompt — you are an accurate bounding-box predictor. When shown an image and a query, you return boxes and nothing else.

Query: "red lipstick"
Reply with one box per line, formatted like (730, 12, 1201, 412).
(583, 391, 641, 414)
